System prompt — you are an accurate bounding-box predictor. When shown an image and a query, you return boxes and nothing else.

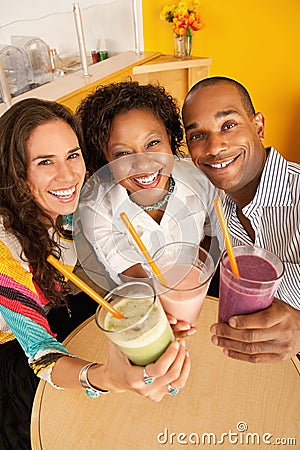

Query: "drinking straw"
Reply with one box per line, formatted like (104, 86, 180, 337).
(47, 255, 124, 319)
(120, 212, 167, 285)
(213, 198, 240, 277)
(292, 356, 300, 376)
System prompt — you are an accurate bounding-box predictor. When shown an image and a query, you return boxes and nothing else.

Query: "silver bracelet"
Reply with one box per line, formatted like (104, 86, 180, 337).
(79, 363, 110, 398)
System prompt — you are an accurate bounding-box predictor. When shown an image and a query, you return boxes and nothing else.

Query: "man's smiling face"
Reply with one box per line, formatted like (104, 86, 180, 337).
(183, 82, 266, 204)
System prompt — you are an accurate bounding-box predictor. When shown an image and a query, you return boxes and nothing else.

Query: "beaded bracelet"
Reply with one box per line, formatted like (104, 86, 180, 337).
(79, 363, 110, 398)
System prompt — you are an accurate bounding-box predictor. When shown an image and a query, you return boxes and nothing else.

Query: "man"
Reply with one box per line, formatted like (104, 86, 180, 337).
(182, 76, 300, 363)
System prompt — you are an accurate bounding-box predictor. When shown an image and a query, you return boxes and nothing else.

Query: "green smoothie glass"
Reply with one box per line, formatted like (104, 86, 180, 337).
(95, 281, 174, 366)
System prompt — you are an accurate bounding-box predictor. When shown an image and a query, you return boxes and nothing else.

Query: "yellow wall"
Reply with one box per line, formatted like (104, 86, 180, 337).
(142, 0, 300, 163)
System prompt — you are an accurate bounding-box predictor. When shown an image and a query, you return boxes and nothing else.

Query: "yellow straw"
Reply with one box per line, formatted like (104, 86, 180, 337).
(120, 212, 167, 285)
(213, 198, 240, 278)
(47, 255, 124, 319)
(292, 356, 300, 376)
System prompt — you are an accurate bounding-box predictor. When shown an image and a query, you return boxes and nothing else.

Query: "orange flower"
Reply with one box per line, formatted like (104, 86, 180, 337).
(187, 12, 202, 31)
(160, 1, 203, 37)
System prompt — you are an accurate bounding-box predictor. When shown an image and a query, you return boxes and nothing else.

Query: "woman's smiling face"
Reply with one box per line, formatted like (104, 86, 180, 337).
(105, 109, 174, 206)
(26, 119, 86, 221)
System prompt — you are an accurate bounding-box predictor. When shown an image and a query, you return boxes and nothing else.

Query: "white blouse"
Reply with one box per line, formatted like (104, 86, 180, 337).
(77, 157, 219, 284)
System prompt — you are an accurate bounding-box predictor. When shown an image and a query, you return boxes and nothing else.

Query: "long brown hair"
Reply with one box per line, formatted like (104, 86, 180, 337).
(0, 98, 86, 306)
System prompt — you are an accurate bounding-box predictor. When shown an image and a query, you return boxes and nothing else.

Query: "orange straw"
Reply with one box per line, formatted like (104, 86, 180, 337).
(120, 212, 167, 285)
(292, 356, 300, 376)
(47, 255, 124, 319)
(213, 198, 240, 278)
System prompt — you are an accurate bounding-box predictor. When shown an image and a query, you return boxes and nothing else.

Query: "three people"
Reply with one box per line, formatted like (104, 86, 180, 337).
(1, 75, 298, 449)
(182, 76, 300, 363)
(0, 98, 190, 449)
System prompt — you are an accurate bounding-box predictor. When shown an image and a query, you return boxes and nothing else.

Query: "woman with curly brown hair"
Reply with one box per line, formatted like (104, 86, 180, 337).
(76, 81, 219, 328)
(0, 98, 190, 449)
(77, 80, 185, 175)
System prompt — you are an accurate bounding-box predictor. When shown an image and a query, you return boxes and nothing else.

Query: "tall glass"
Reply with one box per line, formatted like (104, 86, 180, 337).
(95, 281, 174, 366)
(219, 245, 284, 323)
(152, 242, 215, 325)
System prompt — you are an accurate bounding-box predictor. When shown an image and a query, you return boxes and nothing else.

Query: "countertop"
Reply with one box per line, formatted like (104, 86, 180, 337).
(0, 51, 160, 116)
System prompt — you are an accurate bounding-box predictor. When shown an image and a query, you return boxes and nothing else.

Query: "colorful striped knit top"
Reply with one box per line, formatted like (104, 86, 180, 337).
(0, 219, 77, 388)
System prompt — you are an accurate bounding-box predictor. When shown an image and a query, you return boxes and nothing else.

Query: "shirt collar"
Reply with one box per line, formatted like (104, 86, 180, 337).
(172, 160, 204, 204)
(111, 183, 130, 216)
(249, 147, 292, 208)
(224, 147, 292, 212)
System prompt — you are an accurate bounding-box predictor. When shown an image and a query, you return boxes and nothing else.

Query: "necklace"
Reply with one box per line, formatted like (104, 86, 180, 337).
(130, 176, 175, 212)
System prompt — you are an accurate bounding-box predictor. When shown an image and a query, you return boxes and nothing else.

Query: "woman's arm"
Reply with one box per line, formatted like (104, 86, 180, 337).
(51, 340, 190, 402)
(120, 263, 148, 279)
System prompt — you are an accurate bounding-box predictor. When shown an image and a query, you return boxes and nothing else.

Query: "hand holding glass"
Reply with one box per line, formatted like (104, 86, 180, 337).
(95, 281, 174, 366)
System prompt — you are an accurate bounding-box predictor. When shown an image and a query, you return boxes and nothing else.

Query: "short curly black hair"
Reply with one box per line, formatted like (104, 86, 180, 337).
(76, 80, 184, 175)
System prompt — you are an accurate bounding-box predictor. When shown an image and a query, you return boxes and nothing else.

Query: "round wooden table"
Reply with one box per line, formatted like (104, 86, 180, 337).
(31, 297, 299, 450)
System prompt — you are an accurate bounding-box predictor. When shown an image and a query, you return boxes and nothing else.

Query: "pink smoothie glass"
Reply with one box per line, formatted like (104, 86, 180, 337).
(152, 242, 216, 325)
(219, 245, 284, 323)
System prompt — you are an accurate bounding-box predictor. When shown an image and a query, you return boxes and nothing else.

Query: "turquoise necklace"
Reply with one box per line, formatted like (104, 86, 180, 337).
(130, 176, 175, 212)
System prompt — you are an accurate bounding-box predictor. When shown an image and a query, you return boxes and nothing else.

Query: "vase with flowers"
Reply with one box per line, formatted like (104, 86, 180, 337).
(160, 1, 202, 58)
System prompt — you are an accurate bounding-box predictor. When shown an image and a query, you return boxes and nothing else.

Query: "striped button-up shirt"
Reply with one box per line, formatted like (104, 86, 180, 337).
(223, 147, 300, 310)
